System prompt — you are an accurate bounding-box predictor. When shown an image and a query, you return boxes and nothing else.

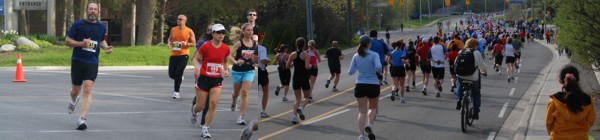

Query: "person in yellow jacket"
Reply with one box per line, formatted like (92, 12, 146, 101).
(546, 65, 596, 140)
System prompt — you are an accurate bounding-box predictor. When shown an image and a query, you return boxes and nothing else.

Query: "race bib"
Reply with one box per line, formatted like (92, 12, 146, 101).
(83, 40, 98, 53)
(206, 63, 223, 76)
(241, 50, 254, 59)
(172, 42, 183, 51)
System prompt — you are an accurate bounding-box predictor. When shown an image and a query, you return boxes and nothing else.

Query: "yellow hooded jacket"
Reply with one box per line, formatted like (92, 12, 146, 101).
(546, 92, 596, 140)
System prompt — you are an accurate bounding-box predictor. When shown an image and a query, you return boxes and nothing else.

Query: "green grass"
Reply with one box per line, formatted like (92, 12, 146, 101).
(0, 45, 198, 66)
(405, 16, 447, 29)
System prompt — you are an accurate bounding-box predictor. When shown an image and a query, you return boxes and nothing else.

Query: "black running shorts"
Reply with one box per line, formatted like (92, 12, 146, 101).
(258, 68, 269, 86)
(390, 66, 406, 77)
(195, 75, 223, 92)
(71, 60, 98, 85)
(432, 67, 445, 79)
(355, 84, 380, 98)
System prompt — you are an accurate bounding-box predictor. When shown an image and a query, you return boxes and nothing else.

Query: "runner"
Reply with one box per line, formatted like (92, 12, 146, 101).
(416, 37, 432, 95)
(349, 35, 382, 140)
(325, 41, 344, 92)
(454, 38, 488, 120)
(286, 37, 311, 124)
(404, 40, 418, 92)
(429, 37, 447, 97)
(387, 41, 407, 103)
(504, 38, 516, 82)
(511, 34, 523, 70)
(545, 65, 595, 140)
(227, 23, 258, 125)
(190, 23, 231, 138)
(168, 14, 196, 99)
(492, 39, 504, 75)
(192, 23, 213, 126)
(369, 30, 391, 86)
(257, 44, 271, 118)
(247, 9, 260, 42)
(65, 2, 113, 130)
(306, 40, 321, 102)
(447, 43, 459, 93)
(273, 44, 291, 101)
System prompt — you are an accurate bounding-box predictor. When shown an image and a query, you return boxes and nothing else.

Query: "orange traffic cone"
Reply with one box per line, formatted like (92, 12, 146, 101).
(13, 53, 27, 82)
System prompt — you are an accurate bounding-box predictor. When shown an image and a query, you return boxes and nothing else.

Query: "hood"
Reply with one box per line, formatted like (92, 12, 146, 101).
(550, 95, 594, 122)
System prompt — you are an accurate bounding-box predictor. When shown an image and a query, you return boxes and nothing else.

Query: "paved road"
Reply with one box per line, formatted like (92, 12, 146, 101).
(0, 70, 259, 140)
(258, 18, 553, 139)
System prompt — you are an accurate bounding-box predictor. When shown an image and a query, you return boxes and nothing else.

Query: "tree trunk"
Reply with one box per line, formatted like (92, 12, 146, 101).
(131, 1, 136, 46)
(18, 10, 28, 36)
(136, 0, 156, 45)
(80, 0, 88, 19)
(157, 0, 167, 44)
(59, 0, 66, 36)
(66, 0, 74, 31)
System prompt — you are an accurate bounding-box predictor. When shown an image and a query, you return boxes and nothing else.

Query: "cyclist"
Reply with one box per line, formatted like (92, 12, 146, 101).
(454, 38, 488, 120)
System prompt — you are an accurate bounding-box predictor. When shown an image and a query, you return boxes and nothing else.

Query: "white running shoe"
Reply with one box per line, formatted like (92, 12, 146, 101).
(172, 92, 180, 99)
(237, 116, 246, 125)
(291, 115, 299, 124)
(358, 135, 366, 140)
(76, 118, 87, 130)
(201, 126, 211, 138)
(400, 97, 406, 103)
(68, 96, 80, 114)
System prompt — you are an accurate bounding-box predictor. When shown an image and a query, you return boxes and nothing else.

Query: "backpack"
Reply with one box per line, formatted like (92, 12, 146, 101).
(454, 50, 477, 76)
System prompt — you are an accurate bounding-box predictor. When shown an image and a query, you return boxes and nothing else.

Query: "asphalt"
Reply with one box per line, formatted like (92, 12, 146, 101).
(257, 17, 554, 140)
(0, 70, 259, 140)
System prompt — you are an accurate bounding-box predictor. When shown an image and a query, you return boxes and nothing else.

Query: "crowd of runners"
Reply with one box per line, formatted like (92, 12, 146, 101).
(65, 3, 562, 140)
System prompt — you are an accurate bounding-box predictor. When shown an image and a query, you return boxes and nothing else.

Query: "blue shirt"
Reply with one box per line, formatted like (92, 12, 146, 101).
(67, 20, 107, 64)
(390, 50, 406, 66)
(369, 38, 390, 65)
(349, 50, 382, 85)
(196, 39, 208, 49)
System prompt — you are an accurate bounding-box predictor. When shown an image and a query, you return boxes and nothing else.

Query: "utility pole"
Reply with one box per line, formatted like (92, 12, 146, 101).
(306, 0, 314, 40)
(347, 0, 352, 44)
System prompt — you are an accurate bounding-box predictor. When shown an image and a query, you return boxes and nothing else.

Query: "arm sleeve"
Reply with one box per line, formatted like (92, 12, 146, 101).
(545, 99, 556, 135)
(374, 54, 382, 72)
(259, 47, 268, 60)
(475, 51, 487, 74)
(67, 22, 78, 39)
(587, 101, 596, 128)
(348, 55, 357, 75)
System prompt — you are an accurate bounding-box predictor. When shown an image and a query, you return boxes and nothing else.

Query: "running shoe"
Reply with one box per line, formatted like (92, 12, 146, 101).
(237, 116, 246, 125)
(291, 115, 299, 124)
(240, 120, 256, 140)
(297, 108, 305, 120)
(191, 103, 199, 124)
(68, 96, 80, 114)
(282, 96, 289, 102)
(358, 135, 366, 140)
(365, 125, 376, 140)
(260, 112, 270, 118)
(201, 126, 212, 138)
(406, 86, 410, 92)
(325, 80, 331, 88)
(436, 93, 441, 98)
(332, 88, 339, 92)
(172, 92, 180, 99)
(422, 88, 427, 96)
(231, 103, 236, 111)
(390, 91, 396, 101)
(275, 85, 281, 96)
(309, 96, 314, 103)
(450, 85, 455, 93)
(400, 97, 406, 103)
(76, 118, 87, 130)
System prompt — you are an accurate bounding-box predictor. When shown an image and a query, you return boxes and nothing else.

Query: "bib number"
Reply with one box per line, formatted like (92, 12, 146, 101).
(241, 50, 254, 59)
(83, 40, 98, 53)
(206, 63, 223, 76)
(173, 42, 183, 51)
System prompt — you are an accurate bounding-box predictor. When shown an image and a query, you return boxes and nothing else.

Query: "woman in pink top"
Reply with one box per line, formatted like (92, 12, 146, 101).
(306, 40, 321, 102)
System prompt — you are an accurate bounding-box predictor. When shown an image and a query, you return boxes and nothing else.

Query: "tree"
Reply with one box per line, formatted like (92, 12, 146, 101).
(136, 0, 157, 45)
(554, 0, 600, 69)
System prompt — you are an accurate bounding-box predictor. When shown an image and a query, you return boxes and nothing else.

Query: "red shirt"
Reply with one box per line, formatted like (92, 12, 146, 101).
(501, 37, 507, 45)
(416, 45, 431, 63)
(447, 51, 459, 63)
(493, 44, 504, 54)
(198, 42, 231, 78)
(519, 32, 526, 38)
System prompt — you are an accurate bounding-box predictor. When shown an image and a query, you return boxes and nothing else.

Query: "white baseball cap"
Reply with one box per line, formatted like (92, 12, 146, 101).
(212, 24, 226, 32)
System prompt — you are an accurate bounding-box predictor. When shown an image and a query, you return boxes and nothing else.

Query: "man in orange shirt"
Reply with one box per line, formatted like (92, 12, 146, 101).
(447, 34, 463, 50)
(168, 15, 196, 99)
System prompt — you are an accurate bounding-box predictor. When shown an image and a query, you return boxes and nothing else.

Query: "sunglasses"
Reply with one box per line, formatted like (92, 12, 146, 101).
(248, 14, 257, 16)
(177, 18, 184, 21)
(214, 30, 226, 35)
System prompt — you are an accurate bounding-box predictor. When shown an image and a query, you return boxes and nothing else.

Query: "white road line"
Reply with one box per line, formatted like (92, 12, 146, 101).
(487, 131, 497, 140)
(0, 129, 244, 133)
(515, 77, 519, 83)
(97, 72, 152, 78)
(0, 110, 234, 115)
(498, 102, 509, 118)
(304, 109, 351, 125)
(509, 88, 515, 96)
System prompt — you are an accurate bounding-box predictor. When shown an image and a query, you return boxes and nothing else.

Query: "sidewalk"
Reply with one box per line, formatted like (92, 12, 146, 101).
(497, 38, 600, 140)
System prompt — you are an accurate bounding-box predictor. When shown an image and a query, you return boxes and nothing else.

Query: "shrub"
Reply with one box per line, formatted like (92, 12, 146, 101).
(0, 40, 14, 46)
(35, 34, 61, 43)
(17, 45, 40, 52)
(0, 30, 19, 41)
(33, 39, 54, 48)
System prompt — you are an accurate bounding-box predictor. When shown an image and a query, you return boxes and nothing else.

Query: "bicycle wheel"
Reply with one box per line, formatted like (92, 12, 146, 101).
(467, 96, 475, 126)
(461, 93, 470, 132)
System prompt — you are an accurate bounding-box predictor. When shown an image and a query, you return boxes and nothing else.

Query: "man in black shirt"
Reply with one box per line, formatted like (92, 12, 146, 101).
(325, 41, 344, 92)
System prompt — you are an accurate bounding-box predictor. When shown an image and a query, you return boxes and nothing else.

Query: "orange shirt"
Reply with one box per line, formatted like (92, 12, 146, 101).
(170, 26, 193, 56)
(447, 39, 464, 50)
(546, 94, 596, 140)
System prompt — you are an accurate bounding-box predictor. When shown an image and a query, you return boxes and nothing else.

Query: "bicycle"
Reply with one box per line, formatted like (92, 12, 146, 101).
(460, 80, 475, 132)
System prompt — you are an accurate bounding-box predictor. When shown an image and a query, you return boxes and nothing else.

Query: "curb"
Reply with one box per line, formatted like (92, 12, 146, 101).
(495, 39, 560, 140)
